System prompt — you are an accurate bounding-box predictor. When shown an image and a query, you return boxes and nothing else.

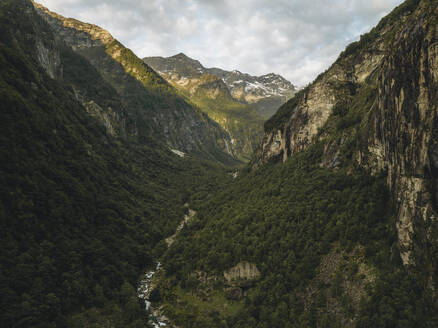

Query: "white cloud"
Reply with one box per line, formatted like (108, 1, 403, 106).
(37, 0, 404, 86)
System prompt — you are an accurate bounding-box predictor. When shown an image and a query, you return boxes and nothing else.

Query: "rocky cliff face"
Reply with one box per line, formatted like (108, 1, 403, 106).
(257, 0, 438, 270)
(9, 1, 63, 81)
(359, 1, 438, 267)
(223, 262, 261, 284)
(32, 2, 237, 161)
(258, 26, 387, 165)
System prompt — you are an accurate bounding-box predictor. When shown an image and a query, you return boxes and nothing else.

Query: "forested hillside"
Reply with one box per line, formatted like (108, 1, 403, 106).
(2, 0, 438, 327)
(159, 145, 436, 327)
(33, 2, 238, 163)
(0, 0, 232, 326)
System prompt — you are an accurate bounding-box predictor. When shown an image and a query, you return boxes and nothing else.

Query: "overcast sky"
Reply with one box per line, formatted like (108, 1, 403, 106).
(37, 0, 404, 86)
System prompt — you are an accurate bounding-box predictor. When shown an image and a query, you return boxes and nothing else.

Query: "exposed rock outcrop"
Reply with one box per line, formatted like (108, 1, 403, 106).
(359, 3, 438, 265)
(223, 262, 261, 286)
(223, 262, 261, 300)
(257, 28, 386, 167)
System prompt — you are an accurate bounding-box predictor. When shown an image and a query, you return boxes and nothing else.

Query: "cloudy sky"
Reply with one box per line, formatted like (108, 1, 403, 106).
(38, 0, 403, 86)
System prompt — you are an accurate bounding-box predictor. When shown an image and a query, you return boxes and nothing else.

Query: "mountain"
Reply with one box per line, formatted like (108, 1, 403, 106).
(145, 54, 286, 161)
(0, 0, 235, 326)
(145, 53, 296, 120)
(259, 0, 438, 269)
(210, 68, 296, 119)
(3, 0, 438, 327)
(32, 3, 239, 163)
(153, 0, 438, 326)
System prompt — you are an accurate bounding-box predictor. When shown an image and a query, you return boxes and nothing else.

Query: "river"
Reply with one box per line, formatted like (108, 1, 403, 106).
(137, 208, 196, 327)
(137, 262, 169, 327)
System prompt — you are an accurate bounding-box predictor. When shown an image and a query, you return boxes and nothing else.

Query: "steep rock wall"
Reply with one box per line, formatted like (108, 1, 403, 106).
(360, 3, 438, 266)
(255, 0, 438, 270)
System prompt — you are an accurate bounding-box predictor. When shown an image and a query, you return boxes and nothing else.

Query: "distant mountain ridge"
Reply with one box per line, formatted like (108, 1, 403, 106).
(144, 53, 268, 161)
(144, 53, 296, 119)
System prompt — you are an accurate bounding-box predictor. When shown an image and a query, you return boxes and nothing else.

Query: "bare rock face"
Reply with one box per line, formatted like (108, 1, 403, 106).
(12, 1, 63, 80)
(255, 0, 438, 272)
(359, 3, 438, 265)
(161, 73, 264, 161)
(35, 38, 62, 79)
(257, 29, 386, 167)
(214, 70, 295, 103)
(223, 262, 261, 286)
(82, 101, 119, 136)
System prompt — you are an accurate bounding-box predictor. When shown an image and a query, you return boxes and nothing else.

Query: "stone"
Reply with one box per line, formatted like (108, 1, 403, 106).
(224, 262, 261, 287)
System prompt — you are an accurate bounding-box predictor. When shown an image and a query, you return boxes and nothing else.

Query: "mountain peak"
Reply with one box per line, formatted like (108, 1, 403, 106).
(262, 73, 279, 78)
(171, 52, 200, 65)
(173, 52, 190, 59)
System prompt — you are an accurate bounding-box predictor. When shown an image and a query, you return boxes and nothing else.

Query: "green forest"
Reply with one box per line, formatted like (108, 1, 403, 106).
(0, 0, 231, 326)
(159, 144, 437, 327)
(1, 0, 438, 327)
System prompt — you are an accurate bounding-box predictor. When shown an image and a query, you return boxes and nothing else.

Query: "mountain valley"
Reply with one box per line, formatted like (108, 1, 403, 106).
(1, 0, 437, 327)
